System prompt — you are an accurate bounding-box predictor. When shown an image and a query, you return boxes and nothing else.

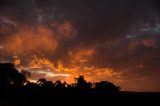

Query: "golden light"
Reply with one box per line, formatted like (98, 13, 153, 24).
(0, 20, 123, 85)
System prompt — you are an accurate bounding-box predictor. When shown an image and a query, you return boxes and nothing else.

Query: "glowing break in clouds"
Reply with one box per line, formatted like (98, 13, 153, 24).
(0, 18, 122, 86)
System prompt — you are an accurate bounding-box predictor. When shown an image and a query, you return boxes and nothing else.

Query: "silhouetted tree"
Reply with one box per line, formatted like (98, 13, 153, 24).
(54, 80, 66, 91)
(21, 70, 31, 78)
(74, 75, 92, 94)
(37, 78, 47, 86)
(0, 63, 26, 86)
(94, 81, 120, 95)
(0, 63, 158, 106)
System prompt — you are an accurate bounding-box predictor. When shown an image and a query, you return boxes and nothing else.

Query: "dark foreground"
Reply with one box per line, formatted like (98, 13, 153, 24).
(0, 92, 160, 106)
(0, 63, 159, 106)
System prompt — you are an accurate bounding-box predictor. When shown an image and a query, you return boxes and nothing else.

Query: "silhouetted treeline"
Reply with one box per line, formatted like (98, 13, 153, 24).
(0, 63, 159, 106)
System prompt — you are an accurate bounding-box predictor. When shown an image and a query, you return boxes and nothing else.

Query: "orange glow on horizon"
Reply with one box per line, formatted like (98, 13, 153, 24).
(14, 53, 122, 85)
(1, 22, 123, 86)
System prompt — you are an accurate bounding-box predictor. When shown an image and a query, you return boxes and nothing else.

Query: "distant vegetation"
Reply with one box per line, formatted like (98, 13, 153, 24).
(0, 63, 159, 106)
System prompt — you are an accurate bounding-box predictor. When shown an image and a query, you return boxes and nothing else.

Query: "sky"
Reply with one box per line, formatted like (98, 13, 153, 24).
(0, 0, 160, 92)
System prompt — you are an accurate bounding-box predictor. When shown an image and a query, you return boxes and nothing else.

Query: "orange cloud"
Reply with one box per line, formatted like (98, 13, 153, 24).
(4, 25, 58, 55)
(142, 38, 156, 48)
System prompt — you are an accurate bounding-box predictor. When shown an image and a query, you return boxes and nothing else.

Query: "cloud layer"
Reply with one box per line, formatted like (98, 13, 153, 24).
(0, 0, 160, 91)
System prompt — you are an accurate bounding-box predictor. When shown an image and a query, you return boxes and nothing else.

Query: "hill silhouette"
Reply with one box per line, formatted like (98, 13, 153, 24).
(0, 63, 159, 106)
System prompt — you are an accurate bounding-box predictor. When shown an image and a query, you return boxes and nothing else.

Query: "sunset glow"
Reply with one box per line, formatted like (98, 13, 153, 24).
(0, 0, 160, 92)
